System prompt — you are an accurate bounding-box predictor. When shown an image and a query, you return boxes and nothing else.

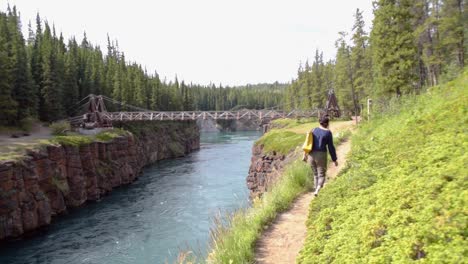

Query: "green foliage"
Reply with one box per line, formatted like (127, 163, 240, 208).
(371, 0, 417, 97)
(95, 128, 128, 141)
(18, 117, 35, 132)
(208, 121, 352, 263)
(298, 70, 468, 263)
(271, 118, 315, 129)
(286, 1, 465, 116)
(258, 119, 351, 155)
(0, 12, 18, 125)
(49, 121, 70, 136)
(208, 160, 313, 263)
(0, 6, 287, 125)
(51, 135, 93, 146)
(256, 130, 304, 155)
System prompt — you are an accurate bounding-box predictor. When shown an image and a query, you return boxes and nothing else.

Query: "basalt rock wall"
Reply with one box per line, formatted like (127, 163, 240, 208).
(246, 145, 294, 198)
(197, 119, 262, 132)
(0, 121, 199, 241)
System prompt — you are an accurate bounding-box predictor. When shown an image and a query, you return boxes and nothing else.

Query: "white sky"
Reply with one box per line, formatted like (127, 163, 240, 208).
(3, 0, 374, 86)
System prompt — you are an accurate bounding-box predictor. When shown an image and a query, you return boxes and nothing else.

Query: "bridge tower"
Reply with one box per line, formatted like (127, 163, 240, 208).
(82, 95, 112, 129)
(325, 89, 341, 118)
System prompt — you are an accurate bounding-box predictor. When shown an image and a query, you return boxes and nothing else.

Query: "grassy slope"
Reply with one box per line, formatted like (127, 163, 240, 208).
(298, 71, 468, 263)
(257, 119, 352, 155)
(207, 120, 352, 263)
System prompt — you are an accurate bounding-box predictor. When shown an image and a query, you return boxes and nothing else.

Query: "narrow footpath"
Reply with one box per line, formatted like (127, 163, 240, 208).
(255, 139, 353, 264)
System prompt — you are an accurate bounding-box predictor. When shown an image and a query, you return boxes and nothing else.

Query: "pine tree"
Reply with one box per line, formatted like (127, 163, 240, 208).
(439, 0, 465, 69)
(371, 0, 418, 97)
(63, 38, 80, 115)
(7, 6, 36, 120)
(334, 32, 355, 115)
(150, 71, 162, 110)
(311, 50, 325, 108)
(0, 12, 18, 125)
(31, 13, 44, 118)
(39, 22, 64, 121)
(413, 0, 441, 87)
(351, 8, 372, 105)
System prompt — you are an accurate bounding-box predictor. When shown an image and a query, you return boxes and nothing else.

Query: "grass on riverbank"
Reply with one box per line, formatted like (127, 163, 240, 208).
(297, 70, 468, 263)
(207, 121, 352, 263)
(257, 120, 352, 155)
(208, 160, 312, 263)
(0, 128, 130, 162)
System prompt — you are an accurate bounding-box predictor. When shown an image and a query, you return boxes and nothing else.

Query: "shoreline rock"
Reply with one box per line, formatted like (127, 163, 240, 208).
(246, 145, 296, 198)
(0, 122, 200, 241)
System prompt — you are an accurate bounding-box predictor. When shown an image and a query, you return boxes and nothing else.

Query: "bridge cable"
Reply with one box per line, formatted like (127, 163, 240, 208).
(64, 95, 92, 115)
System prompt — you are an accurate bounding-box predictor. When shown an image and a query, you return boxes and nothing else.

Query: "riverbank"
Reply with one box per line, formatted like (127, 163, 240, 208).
(255, 137, 353, 263)
(0, 121, 199, 241)
(207, 119, 353, 263)
(297, 70, 467, 263)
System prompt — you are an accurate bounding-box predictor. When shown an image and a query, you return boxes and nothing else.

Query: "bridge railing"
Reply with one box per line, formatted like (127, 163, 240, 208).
(99, 109, 319, 122)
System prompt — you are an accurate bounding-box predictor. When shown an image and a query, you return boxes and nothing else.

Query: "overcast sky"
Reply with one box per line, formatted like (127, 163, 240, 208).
(4, 0, 373, 86)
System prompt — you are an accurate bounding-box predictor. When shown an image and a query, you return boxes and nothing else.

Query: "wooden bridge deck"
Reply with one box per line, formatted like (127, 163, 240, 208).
(99, 109, 319, 122)
(67, 95, 333, 127)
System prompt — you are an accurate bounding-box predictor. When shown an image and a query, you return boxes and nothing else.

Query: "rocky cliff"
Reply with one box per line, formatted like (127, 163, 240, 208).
(197, 119, 262, 132)
(0, 121, 199, 241)
(246, 145, 295, 198)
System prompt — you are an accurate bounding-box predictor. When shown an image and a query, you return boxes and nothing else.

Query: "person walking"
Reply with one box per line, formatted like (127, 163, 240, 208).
(302, 116, 338, 196)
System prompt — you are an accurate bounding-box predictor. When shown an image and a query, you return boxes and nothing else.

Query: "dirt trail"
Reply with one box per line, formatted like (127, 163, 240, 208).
(255, 138, 353, 264)
(0, 123, 52, 155)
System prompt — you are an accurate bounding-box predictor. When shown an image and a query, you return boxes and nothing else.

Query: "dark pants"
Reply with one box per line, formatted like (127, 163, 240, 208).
(307, 151, 327, 193)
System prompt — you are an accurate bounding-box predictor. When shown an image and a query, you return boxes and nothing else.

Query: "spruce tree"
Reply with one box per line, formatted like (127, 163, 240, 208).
(439, 0, 465, 69)
(39, 22, 64, 121)
(334, 32, 355, 115)
(63, 38, 80, 115)
(0, 12, 18, 125)
(7, 6, 36, 120)
(351, 8, 372, 104)
(371, 0, 418, 97)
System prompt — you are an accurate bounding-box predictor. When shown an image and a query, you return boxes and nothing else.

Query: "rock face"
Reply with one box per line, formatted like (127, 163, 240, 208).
(197, 119, 262, 132)
(246, 144, 290, 198)
(0, 122, 199, 241)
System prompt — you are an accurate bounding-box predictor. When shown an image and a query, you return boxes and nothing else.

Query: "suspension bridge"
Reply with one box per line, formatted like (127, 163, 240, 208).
(68, 90, 340, 129)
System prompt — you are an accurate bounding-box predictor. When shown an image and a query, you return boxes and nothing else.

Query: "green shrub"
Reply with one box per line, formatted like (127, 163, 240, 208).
(207, 120, 353, 263)
(52, 135, 93, 146)
(19, 117, 35, 132)
(208, 160, 313, 263)
(256, 130, 304, 155)
(95, 128, 128, 141)
(271, 118, 315, 129)
(50, 121, 71, 136)
(297, 70, 468, 263)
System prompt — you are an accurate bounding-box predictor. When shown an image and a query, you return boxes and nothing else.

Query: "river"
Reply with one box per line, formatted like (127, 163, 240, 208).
(0, 131, 261, 264)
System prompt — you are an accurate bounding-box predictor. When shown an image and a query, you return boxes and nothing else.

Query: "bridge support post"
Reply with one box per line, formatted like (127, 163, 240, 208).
(81, 95, 112, 129)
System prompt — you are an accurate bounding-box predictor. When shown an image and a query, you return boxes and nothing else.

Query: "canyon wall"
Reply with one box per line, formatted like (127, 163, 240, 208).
(246, 145, 295, 198)
(197, 119, 262, 132)
(0, 121, 199, 241)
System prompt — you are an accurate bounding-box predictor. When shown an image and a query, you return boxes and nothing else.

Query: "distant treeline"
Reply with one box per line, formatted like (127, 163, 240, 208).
(287, 0, 466, 115)
(0, 6, 286, 125)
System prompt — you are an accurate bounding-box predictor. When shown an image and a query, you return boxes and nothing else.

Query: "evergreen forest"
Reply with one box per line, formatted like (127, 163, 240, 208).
(286, 0, 466, 115)
(0, 6, 285, 126)
(0, 0, 466, 125)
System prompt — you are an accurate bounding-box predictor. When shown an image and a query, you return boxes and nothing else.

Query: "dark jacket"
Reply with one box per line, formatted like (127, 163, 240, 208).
(312, 127, 337, 161)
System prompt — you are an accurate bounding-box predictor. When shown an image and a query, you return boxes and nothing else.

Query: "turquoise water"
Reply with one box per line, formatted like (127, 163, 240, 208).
(0, 131, 261, 264)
